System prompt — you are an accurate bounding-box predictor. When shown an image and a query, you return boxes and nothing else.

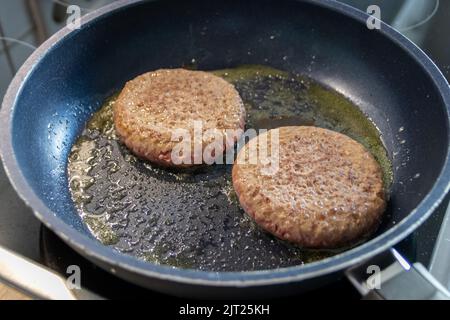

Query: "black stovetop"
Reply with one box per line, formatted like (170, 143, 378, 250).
(1, 0, 450, 299)
(1, 155, 448, 299)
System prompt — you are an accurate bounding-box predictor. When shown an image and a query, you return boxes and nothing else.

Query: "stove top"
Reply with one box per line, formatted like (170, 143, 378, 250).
(1, 151, 448, 299)
(40, 226, 361, 300)
(1, 0, 450, 300)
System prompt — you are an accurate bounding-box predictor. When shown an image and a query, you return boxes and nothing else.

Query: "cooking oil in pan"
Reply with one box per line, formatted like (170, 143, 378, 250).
(68, 65, 392, 271)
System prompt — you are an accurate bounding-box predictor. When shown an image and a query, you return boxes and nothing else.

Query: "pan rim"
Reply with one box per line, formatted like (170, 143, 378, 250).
(1, 0, 450, 287)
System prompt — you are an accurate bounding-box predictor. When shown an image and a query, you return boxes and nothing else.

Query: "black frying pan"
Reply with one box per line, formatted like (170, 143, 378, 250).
(1, 0, 450, 299)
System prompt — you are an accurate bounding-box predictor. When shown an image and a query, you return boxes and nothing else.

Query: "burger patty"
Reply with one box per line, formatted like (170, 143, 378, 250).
(114, 68, 246, 167)
(232, 126, 386, 249)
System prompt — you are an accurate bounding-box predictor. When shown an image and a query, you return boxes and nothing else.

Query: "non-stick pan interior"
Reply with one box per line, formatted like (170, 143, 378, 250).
(67, 65, 393, 271)
(9, 0, 449, 271)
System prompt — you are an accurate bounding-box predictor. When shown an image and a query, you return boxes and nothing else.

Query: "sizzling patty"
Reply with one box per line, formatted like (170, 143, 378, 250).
(114, 69, 245, 167)
(232, 126, 386, 249)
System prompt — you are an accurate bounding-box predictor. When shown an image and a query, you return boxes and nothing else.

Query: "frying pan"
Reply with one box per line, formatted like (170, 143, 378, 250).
(1, 0, 450, 299)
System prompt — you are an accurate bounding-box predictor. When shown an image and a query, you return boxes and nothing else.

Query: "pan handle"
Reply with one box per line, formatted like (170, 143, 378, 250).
(0, 246, 102, 300)
(345, 248, 450, 300)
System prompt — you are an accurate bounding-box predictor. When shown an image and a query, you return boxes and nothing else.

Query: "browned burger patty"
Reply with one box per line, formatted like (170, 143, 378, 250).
(114, 69, 245, 167)
(232, 126, 386, 249)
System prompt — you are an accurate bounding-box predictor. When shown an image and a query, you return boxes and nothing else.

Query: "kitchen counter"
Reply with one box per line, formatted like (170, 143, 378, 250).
(0, 283, 29, 300)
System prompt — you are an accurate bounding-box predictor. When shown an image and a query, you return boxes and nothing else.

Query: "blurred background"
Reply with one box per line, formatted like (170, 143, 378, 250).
(0, 0, 449, 299)
(1, 0, 449, 99)
(0, 0, 449, 260)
